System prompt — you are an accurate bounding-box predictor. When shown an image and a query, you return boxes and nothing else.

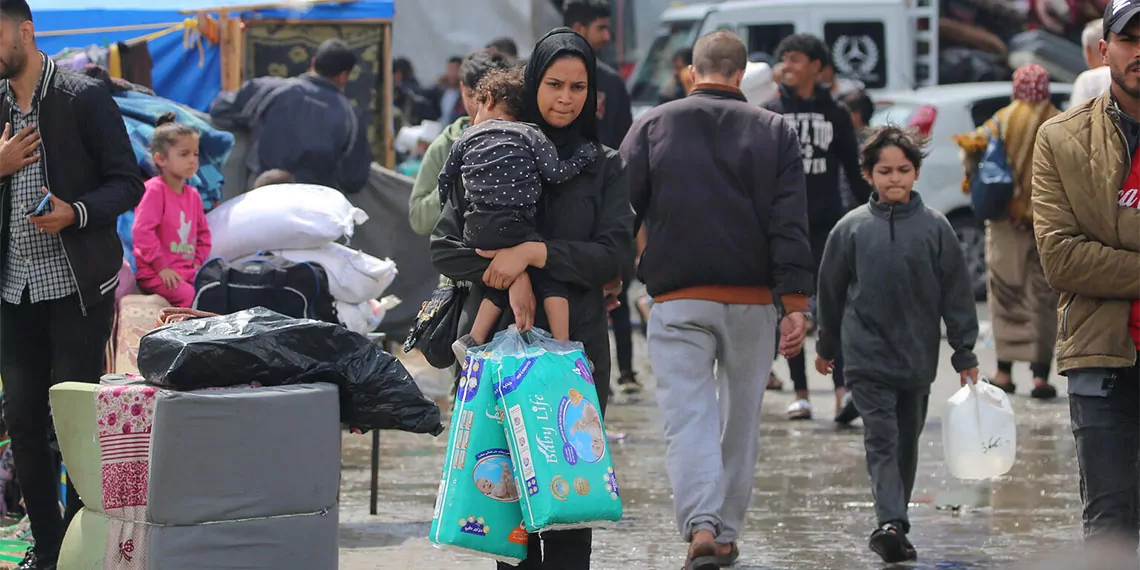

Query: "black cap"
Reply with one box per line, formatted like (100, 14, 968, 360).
(1106, 0, 1140, 38)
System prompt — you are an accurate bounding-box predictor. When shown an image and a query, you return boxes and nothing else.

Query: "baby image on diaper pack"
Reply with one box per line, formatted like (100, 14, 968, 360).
(487, 327, 624, 532)
(474, 451, 520, 502)
(562, 394, 605, 464)
(430, 353, 529, 564)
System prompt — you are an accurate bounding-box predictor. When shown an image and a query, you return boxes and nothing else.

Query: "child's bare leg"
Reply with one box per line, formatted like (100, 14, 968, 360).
(453, 298, 503, 364)
(470, 298, 502, 344)
(544, 296, 570, 341)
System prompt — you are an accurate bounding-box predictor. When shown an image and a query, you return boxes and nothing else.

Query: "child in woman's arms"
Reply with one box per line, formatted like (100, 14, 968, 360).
(439, 66, 599, 361)
(813, 126, 979, 564)
(132, 113, 212, 307)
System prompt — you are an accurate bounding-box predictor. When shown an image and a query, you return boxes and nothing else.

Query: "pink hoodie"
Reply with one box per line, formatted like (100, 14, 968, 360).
(132, 177, 212, 279)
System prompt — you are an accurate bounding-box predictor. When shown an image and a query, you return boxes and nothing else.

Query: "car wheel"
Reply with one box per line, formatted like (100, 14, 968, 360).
(949, 212, 988, 301)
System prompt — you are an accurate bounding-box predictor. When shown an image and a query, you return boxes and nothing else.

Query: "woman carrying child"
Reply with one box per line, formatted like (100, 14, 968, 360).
(431, 28, 633, 570)
(439, 65, 598, 360)
(132, 113, 212, 307)
(814, 126, 980, 563)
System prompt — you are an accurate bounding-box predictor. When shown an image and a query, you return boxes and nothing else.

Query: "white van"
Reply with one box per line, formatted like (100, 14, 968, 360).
(627, 0, 941, 116)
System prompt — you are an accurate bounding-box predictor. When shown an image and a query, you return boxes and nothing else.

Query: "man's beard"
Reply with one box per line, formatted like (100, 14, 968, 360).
(0, 44, 26, 81)
(1111, 59, 1140, 99)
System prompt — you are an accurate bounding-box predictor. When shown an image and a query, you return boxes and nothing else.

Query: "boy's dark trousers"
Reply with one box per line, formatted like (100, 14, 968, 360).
(1069, 356, 1140, 552)
(0, 291, 115, 559)
(851, 378, 930, 532)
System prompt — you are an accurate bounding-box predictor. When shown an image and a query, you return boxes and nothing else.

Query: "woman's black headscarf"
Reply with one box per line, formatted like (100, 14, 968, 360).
(523, 27, 599, 150)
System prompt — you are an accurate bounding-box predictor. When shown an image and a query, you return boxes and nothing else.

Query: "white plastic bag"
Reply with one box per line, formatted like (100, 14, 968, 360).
(206, 184, 368, 261)
(336, 296, 400, 335)
(276, 243, 397, 304)
(942, 377, 1017, 480)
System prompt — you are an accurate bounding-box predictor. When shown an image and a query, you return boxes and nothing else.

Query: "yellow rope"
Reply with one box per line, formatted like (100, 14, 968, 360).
(38, 21, 184, 38)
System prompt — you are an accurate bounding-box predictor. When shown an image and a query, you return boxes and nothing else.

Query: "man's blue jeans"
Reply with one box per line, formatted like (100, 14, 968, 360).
(1070, 358, 1140, 552)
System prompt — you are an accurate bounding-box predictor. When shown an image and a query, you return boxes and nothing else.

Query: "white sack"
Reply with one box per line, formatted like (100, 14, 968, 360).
(276, 243, 398, 304)
(206, 184, 368, 261)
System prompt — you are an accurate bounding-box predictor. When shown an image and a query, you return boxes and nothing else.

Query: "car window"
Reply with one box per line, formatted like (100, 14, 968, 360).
(823, 21, 888, 90)
(1052, 92, 1070, 111)
(744, 23, 795, 63)
(970, 92, 1072, 127)
(970, 97, 1010, 127)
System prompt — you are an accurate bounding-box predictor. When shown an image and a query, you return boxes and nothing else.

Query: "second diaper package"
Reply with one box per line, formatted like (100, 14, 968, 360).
(488, 327, 623, 532)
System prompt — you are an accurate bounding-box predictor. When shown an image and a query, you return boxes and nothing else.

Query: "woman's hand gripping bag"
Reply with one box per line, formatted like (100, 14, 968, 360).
(430, 350, 529, 564)
(490, 327, 623, 532)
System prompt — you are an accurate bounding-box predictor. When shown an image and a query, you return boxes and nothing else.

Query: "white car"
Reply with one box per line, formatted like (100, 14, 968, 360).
(870, 82, 1074, 299)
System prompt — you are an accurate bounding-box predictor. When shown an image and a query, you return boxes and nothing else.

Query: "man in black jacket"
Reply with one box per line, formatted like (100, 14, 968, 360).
(565, 0, 642, 395)
(763, 33, 872, 422)
(622, 29, 812, 568)
(0, 1, 143, 568)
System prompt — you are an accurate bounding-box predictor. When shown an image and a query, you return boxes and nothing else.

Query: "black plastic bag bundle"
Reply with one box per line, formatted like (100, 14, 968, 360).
(137, 307, 443, 435)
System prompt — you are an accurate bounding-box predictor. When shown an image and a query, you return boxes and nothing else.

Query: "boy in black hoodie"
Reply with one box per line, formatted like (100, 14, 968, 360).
(763, 33, 873, 422)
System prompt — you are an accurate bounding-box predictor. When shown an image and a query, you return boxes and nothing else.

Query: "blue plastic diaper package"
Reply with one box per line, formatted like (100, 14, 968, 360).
(488, 327, 623, 532)
(430, 351, 530, 563)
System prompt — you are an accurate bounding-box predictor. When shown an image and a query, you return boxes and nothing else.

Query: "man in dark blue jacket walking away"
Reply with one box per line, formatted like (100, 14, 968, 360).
(209, 39, 372, 194)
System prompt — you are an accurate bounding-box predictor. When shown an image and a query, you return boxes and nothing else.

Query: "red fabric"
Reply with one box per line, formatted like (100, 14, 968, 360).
(1120, 144, 1140, 348)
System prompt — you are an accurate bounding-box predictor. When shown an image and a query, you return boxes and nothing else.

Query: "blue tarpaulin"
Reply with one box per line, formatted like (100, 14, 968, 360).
(35, 0, 394, 110)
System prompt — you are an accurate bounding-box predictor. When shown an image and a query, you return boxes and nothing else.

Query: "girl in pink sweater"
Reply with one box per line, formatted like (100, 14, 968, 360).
(132, 113, 212, 307)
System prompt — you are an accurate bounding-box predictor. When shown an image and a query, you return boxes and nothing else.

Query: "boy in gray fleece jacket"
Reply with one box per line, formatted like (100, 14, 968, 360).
(814, 126, 980, 563)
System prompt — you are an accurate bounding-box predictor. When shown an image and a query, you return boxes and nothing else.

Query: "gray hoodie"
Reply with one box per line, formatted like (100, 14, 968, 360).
(816, 192, 979, 391)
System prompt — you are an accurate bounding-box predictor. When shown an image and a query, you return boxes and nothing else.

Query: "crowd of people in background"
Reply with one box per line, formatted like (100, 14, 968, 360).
(404, 0, 1140, 566)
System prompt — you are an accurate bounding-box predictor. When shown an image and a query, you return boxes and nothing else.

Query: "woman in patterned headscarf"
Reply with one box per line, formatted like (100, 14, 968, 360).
(953, 63, 1061, 400)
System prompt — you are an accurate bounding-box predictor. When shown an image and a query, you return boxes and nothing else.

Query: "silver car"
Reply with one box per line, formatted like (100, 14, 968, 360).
(870, 82, 1073, 299)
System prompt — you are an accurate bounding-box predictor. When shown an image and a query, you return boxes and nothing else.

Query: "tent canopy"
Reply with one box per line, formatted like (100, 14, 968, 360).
(34, 0, 394, 110)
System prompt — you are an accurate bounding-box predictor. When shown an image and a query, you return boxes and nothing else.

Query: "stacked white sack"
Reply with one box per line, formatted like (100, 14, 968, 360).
(206, 184, 368, 261)
(276, 243, 397, 304)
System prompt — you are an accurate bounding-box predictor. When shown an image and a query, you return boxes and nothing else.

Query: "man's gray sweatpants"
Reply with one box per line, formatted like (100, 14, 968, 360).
(648, 299, 778, 544)
(850, 379, 929, 533)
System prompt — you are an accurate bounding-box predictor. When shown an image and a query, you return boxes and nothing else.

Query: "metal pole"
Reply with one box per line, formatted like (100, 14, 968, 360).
(370, 429, 380, 515)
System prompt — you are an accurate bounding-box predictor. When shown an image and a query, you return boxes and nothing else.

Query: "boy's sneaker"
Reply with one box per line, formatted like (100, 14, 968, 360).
(869, 523, 909, 563)
(786, 399, 812, 420)
(617, 372, 643, 395)
(452, 335, 476, 368)
(834, 392, 860, 425)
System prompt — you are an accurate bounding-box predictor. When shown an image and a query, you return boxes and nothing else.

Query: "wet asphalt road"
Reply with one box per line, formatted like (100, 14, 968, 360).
(338, 302, 1095, 569)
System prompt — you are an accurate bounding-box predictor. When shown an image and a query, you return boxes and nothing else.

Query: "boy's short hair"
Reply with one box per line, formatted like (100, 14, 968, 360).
(252, 169, 295, 189)
(841, 90, 875, 121)
(563, 0, 611, 28)
(774, 33, 831, 67)
(460, 49, 512, 90)
(486, 37, 519, 58)
(860, 126, 928, 172)
(476, 66, 526, 119)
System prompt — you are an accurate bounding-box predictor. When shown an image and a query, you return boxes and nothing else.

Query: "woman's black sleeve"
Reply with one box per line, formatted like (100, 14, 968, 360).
(543, 152, 635, 289)
(429, 193, 491, 283)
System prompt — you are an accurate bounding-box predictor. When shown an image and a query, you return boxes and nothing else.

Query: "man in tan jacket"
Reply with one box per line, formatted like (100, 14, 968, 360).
(1032, 0, 1140, 553)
